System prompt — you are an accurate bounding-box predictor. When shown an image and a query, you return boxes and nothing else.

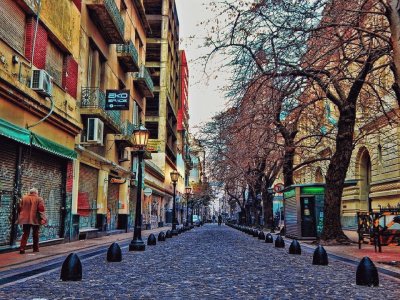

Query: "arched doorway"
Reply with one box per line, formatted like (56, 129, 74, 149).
(358, 149, 371, 212)
(315, 167, 324, 183)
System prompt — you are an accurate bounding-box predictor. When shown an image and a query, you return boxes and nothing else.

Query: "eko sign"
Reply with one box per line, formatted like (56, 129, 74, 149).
(105, 90, 130, 110)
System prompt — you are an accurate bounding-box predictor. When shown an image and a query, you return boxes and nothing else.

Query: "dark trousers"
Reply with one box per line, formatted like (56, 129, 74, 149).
(20, 224, 40, 251)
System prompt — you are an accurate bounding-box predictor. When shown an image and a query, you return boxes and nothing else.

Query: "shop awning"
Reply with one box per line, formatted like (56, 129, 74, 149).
(0, 118, 31, 145)
(31, 133, 77, 160)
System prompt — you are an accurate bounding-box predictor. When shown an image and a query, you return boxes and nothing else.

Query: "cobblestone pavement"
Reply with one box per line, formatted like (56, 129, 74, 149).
(0, 224, 399, 300)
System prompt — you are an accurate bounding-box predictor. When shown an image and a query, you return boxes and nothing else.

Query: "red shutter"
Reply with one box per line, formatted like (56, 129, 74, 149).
(66, 161, 73, 193)
(63, 56, 79, 99)
(25, 17, 48, 68)
(72, 0, 82, 11)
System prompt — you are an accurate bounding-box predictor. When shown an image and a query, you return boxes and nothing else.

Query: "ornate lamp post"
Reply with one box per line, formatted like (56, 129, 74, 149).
(185, 186, 192, 227)
(170, 170, 179, 236)
(129, 124, 149, 252)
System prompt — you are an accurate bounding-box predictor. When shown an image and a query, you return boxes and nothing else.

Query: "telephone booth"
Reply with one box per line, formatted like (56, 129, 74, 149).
(283, 184, 325, 240)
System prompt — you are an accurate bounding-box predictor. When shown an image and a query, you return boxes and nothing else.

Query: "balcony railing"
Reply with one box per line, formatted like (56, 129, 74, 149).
(80, 87, 122, 132)
(86, 0, 125, 44)
(117, 40, 139, 72)
(133, 65, 154, 98)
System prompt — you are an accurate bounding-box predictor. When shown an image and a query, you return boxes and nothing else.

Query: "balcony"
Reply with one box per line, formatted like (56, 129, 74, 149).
(86, 0, 125, 44)
(80, 87, 122, 133)
(133, 65, 154, 98)
(117, 41, 139, 72)
(115, 121, 135, 147)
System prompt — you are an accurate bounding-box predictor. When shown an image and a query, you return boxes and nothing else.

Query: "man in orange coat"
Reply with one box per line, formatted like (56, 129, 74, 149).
(17, 188, 46, 254)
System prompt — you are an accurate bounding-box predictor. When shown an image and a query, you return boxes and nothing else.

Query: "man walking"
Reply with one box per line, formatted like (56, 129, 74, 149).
(17, 188, 46, 254)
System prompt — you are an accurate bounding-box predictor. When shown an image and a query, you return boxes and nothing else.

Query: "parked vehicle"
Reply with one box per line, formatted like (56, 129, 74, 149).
(192, 215, 201, 226)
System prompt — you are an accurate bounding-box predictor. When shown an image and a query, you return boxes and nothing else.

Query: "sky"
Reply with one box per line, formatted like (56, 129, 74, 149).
(175, 0, 230, 133)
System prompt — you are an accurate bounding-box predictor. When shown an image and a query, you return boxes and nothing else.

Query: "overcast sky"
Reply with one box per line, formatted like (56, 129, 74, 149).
(175, 0, 230, 133)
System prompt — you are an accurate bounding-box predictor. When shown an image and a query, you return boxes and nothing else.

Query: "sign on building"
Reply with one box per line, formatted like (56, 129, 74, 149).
(105, 90, 130, 110)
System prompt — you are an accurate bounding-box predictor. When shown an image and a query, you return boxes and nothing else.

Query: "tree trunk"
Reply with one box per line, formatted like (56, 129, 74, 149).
(283, 141, 295, 187)
(321, 104, 356, 242)
(262, 187, 274, 230)
(386, 1, 400, 104)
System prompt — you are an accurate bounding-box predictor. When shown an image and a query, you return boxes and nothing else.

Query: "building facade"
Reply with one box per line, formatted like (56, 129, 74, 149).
(0, 0, 81, 247)
(143, 0, 182, 228)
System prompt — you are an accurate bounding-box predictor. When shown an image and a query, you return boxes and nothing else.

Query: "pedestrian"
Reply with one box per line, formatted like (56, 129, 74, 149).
(218, 214, 222, 226)
(212, 215, 216, 223)
(17, 188, 47, 254)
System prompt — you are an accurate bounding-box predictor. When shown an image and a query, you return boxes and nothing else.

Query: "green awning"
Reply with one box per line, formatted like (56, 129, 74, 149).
(0, 118, 31, 145)
(31, 133, 77, 160)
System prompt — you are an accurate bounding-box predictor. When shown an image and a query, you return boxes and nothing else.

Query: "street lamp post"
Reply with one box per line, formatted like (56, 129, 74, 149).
(185, 186, 192, 227)
(129, 125, 149, 252)
(170, 170, 179, 236)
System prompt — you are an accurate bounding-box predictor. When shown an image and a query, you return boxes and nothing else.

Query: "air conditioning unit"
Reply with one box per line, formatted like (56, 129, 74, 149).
(30, 69, 53, 97)
(86, 118, 104, 145)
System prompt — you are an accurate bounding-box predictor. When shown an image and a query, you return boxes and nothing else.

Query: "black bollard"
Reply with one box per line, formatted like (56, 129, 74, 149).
(312, 245, 328, 265)
(147, 233, 157, 246)
(107, 242, 122, 262)
(252, 230, 259, 237)
(288, 239, 301, 255)
(356, 257, 379, 287)
(275, 235, 285, 248)
(265, 233, 274, 243)
(258, 231, 266, 240)
(158, 231, 166, 241)
(60, 253, 82, 281)
(166, 230, 173, 238)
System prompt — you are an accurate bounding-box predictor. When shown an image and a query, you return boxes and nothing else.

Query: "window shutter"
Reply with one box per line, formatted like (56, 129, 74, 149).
(63, 56, 79, 99)
(0, 0, 26, 53)
(25, 17, 48, 68)
(45, 41, 64, 86)
(72, 0, 82, 11)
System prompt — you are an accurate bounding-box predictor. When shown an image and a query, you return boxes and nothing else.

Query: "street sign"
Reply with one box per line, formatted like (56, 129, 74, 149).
(105, 90, 130, 110)
(273, 183, 285, 193)
(144, 187, 153, 197)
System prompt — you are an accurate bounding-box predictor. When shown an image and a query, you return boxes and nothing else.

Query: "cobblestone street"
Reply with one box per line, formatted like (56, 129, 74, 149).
(0, 224, 399, 299)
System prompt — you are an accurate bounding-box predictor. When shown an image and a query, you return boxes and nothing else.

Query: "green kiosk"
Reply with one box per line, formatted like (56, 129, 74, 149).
(283, 184, 325, 240)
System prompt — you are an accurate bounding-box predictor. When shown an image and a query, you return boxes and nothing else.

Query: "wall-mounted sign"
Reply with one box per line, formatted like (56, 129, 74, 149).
(105, 90, 130, 110)
(273, 183, 285, 193)
(147, 139, 162, 152)
(110, 178, 126, 184)
(144, 187, 153, 197)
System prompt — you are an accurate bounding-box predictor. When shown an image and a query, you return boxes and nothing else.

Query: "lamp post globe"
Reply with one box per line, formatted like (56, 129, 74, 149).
(129, 124, 149, 251)
(170, 170, 179, 236)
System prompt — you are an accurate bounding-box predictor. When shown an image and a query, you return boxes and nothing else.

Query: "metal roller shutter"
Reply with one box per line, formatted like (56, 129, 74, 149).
(78, 164, 98, 229)
(0, 0, 26, 53)
(285, 195, 299, 238)
(19, 148, 66, 242)
(0, 137, 17, 246)
(107, 180, 119, 230)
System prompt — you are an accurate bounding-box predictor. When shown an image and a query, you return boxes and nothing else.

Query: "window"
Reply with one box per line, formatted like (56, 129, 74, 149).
(46, 40, 64, 86)
(0, 0, 26, 53)
(133, 101, 140, 126)
(145, 122, 159, 139)
(87, 42, 106, 89)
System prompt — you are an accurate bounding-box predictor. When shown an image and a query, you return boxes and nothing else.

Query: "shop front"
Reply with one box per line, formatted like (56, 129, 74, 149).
(107, 177, 120, 231)
(77, 164, 99, 230)
(0, 119, 76, 248)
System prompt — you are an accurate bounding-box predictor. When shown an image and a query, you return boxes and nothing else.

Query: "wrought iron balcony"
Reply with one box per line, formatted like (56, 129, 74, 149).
(86, 0, 125, 44)
(133, 65, 154, 98)
(80, 87, 122, 133)
(115, 120, 135, 147)
(117, 41, 139, 72)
